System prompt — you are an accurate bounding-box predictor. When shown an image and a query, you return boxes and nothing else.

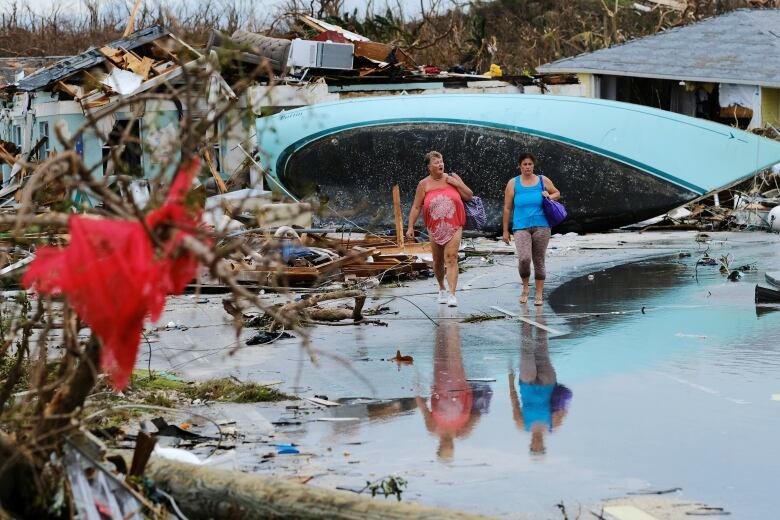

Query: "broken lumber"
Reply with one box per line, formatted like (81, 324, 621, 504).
(279, 289, 365, 314)
(204, 149, 227, 194)
(54, 81, 79, 98)
(392, 185, 404, 249)
(305, 293, 366, 322)
(143, 458, 494, 520)
(123, 0, 143, 37)
(354, 41, 417, 69)
(127, 56, 154, 80)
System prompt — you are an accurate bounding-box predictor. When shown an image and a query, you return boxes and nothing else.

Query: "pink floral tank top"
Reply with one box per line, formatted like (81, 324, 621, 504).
(423, 185, 466, 245)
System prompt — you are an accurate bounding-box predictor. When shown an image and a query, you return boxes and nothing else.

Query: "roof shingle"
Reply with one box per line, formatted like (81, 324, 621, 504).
(537, 9, 780, 87)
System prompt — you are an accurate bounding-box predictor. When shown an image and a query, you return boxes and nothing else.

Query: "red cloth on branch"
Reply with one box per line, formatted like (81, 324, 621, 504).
(23, 160, 203, 390)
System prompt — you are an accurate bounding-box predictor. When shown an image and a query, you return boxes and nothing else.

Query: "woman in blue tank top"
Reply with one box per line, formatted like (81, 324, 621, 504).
(509, 305, 572, 455)
(501, 153, 561, 305)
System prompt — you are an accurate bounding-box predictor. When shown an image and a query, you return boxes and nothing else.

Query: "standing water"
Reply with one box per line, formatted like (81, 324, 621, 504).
(260, 244, 780, 518)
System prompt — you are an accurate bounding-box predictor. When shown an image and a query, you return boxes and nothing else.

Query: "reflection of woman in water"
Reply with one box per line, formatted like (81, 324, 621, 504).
(509, 306, 572, 455)
(416, 317, 491, 461)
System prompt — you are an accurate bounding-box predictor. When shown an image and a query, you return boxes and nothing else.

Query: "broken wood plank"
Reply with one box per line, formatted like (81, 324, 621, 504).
(353, 41, 417, 69)
(150, 41, 180, 64)
(392, 185, 404, 249)
(99, 46, 125, 66)
(305, 396, 340, 407)
(490, 306, 564, 335)
(0, 144, 17, 166)
(234, 267, 321, 286)
(81, 70, 110, 93)
(203, 148, 228, 194)
(83, 95, 111, 109)
(315, 249, 375, 276)
(54, 81, 79, 98)
(127, 56, 154, 80)
(123, 0, 144, 37)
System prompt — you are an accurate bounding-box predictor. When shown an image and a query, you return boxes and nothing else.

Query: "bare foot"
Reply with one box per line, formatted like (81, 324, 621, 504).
(520, 288, 530, 304)
(534, 294, 543, 306)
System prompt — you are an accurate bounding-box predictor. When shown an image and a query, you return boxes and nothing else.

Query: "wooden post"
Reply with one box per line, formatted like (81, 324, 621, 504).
(123, 0, 143, 38)
(204, 149, 227, 194)
(392, 185, 404, 249)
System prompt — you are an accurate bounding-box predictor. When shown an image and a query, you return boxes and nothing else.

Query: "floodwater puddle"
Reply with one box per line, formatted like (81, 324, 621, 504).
(252, 245, 780, 518)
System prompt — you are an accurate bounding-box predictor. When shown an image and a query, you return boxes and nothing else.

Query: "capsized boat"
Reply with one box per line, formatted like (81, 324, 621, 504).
(257, 94, 780, 232)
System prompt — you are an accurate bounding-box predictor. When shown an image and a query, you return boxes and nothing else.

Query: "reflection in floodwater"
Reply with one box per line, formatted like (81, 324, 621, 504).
(509, 305, 571, 455)
(416, 316, 492, 461)
(284, 247, 780, 519)
(549, 258, 689, 335)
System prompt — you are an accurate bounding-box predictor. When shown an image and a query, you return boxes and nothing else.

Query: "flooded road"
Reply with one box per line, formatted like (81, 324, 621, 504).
(149, 232, 780, 518)
(262, 244, 780, 518)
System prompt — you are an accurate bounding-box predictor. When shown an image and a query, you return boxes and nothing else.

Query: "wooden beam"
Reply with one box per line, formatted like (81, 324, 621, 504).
(54, 81, 79, 98)
(392, 185, 404, 249)
(123, 0, 144, 38)
(0, 144, 16, 166)
(203, 148, 227, 194)
(354, 41, 417, 69)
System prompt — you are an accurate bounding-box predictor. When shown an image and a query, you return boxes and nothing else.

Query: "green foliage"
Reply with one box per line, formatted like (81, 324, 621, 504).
(188, 377, 291, 403)
(363, 475, 408, 501)
(129, 370, 294, 403)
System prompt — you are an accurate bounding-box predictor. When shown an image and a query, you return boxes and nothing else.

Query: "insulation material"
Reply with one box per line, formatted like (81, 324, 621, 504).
(102, 68, 143, 95)
(719, 83, 758, 109)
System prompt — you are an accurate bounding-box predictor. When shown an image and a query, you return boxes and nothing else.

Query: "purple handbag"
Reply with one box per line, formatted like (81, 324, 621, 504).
(540, 176, 567, 227)
(464, 196, 487, 230)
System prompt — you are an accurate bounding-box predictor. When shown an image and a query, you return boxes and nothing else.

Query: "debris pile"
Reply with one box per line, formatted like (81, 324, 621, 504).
(631, 168, 780, 232)
(209, 14, 578, 88)
(215, 229, 432, 290)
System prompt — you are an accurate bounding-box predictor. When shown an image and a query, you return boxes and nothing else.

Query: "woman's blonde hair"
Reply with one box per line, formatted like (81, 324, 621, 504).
(424, 150, 443, 169)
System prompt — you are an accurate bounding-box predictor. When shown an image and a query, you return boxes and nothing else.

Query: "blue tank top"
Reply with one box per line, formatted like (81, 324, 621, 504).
(512, 176, 549, 230)
(519, 382, 555, 431)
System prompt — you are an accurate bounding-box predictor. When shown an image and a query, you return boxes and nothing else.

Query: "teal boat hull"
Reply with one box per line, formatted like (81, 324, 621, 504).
(257, 94, 780, 232)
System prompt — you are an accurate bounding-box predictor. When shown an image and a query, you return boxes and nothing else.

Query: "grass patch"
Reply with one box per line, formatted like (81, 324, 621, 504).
(129, 369, 189, 392)
(127, 370, 294, 404)
(0, 357, 62, 395)
(187, 378, 292, 403)
(461, 313, 505, 323)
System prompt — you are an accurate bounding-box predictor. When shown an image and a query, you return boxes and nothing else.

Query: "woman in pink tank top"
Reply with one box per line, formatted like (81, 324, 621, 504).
(406, 151, 473, 307)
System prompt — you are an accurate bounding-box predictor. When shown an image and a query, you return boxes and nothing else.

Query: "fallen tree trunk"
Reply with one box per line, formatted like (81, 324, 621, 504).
(144, 458, 494, 520)
(304, 294, 367, 323)
(273, 289, 366, 329)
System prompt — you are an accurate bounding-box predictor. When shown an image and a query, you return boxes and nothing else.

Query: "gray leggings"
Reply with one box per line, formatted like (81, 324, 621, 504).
(514, 227, 551, 280)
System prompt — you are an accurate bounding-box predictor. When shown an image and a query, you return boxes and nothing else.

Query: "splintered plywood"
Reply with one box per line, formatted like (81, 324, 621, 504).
(127, 56, 154, 79)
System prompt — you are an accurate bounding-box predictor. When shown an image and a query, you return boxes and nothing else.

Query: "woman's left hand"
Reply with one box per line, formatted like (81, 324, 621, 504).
(542, 190, 550, 199)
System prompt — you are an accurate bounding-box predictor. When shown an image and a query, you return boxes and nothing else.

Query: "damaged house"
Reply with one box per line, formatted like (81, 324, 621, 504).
(0, 26, 259, 203)
(537, 8, 780, 131)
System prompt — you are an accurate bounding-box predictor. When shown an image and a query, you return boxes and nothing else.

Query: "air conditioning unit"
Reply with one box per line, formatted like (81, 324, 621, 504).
(287, 39, 354, 71)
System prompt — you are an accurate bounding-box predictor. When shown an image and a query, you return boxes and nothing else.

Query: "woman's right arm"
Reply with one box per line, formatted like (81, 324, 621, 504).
(406, 181, 425, 239)
(508, 370, 525, 430)
(502, 179, 514, 244)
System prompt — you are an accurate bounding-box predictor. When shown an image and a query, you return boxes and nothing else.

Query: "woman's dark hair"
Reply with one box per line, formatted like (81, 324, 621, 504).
(551, 384, 572, 413)
(518, 152, 537, 165)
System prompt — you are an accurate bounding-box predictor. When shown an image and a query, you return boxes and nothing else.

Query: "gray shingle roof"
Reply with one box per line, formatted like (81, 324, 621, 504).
(537, 9, 780, 87)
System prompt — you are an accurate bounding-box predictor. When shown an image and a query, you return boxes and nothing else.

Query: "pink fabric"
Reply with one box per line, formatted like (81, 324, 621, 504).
(423, 185, 465, 245)
(22, 160, 203, 390)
